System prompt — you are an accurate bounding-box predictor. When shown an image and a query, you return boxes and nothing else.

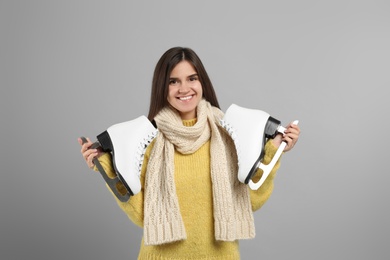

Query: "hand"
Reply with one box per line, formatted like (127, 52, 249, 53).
(77, 137, 102, 169)
(271, 122, 300, 152)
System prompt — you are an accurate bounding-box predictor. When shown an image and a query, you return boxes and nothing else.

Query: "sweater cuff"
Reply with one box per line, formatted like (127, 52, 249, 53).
(250, 140, 282, 181)
(263, 139, 281, 164)
(93, 152, 118, 179)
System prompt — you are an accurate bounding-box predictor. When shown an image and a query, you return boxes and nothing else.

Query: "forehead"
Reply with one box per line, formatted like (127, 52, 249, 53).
(170, 60, 197, 77)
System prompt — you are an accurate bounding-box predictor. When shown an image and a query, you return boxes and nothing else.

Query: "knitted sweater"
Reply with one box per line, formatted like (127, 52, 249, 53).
(96, 118, 281, 259)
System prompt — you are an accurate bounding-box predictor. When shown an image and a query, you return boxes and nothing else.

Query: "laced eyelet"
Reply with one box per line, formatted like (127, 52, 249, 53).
(134, 129, 158, 177)
(220, 119, 241, 166)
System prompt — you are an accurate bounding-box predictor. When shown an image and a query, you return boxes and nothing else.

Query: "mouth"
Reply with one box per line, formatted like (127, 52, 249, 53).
(177, 95, 194, 101)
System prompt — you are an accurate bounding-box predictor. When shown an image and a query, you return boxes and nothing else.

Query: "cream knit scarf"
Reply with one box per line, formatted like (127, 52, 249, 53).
(143, 99, 255, 246)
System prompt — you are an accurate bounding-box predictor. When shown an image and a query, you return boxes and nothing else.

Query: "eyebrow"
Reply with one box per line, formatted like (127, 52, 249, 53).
(169, 73, 198, 80)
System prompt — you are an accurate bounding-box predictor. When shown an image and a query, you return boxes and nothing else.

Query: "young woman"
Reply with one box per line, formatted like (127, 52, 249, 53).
(78, 47, 300, 259)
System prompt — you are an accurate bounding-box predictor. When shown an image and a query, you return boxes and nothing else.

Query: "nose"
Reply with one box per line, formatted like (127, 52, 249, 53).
(178, 82, 190, 94)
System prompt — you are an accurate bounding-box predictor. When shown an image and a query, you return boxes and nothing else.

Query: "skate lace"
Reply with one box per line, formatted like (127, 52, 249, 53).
(220, 119, 241, 166)
(135, 129, 158, 177)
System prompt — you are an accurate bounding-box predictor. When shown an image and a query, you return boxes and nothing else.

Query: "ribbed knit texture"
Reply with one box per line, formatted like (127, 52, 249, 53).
(143, 100, 255, 246)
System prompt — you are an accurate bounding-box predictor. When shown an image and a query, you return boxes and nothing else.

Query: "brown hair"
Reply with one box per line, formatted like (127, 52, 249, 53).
(147, 47, 220, 121)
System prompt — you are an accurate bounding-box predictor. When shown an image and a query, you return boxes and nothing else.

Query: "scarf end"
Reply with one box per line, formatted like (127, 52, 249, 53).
(143, 221, 187, 246)
(214, 219, 256, 241)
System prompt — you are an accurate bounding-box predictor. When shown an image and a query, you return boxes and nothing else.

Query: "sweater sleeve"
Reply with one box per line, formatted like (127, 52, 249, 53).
(94, 143, 155, 228)
(249, 140, 282, 212)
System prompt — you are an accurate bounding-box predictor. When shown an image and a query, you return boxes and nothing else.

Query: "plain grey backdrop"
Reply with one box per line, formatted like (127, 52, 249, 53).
(1, 0, 389, 259)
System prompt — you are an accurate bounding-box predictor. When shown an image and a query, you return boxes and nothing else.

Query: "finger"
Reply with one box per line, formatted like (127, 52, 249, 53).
(285, 131, 299, 140)
(285, 126, 300, 136)
(271, 133, 283, 147)
(287, 123, 300, 131)
(286, 131, 299, 143)
(83, 148, 97, 160)
(282, 134, 292, 144)
(282, 138, 293, 152)
(83, 143, 91, 153)
(292, 124, 300, 134)
(87, 151, 99, 168)
(80, 139, 93, 154)
(78, 137, 90, 146)
(283, 134, 297, 150)
(80, 144, 87, 154)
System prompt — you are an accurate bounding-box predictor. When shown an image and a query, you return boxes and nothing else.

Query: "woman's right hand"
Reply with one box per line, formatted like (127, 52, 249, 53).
(77, 137, 102, 169)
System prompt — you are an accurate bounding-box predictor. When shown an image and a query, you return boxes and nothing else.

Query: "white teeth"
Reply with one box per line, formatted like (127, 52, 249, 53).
(179, 95, 193, 100)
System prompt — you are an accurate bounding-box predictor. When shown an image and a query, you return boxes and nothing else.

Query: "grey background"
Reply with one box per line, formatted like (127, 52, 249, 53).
(1, 0, 389, 259)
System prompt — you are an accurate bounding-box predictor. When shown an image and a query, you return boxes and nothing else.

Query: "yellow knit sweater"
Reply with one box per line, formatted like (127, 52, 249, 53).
(96, 118, 281, 259)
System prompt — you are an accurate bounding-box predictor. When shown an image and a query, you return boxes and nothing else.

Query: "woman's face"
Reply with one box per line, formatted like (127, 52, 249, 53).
(167, 60, 203, 120)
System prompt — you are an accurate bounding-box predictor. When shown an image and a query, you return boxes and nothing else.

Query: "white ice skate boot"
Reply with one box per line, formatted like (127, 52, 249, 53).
(221, 104, 298, 190)
(81, 116, 158, 201)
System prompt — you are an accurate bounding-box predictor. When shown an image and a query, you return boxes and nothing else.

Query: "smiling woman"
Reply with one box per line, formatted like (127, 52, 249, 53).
(167, 61, 203, 120)
(147, 47, 221, 121)
(78, 46, 300, 259)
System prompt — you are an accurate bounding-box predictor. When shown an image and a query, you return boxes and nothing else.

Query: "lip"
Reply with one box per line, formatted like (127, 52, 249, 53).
(177, 95, 194, 101)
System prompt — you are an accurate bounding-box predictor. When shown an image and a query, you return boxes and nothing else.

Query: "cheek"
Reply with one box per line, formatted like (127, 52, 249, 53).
(197, 84, 203, 96)
(167, 88, 180, 107)
(167, 86, 175, 100)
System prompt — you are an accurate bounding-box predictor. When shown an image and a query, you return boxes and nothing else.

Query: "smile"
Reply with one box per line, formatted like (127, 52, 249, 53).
(178, 95, 194, 101)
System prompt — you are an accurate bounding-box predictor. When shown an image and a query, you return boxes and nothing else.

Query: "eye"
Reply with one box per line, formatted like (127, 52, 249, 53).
(169, 79, 178, 85)
(189, 76, 198, 81)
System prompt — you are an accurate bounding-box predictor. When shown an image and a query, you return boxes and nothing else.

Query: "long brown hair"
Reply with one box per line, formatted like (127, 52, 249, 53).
(147, 47, 220, 121)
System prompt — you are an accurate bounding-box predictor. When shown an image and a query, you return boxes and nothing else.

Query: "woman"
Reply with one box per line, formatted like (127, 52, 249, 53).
(78, 47, 300, 259)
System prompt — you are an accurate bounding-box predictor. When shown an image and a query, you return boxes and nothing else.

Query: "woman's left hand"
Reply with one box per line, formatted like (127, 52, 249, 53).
(272, 122, 300, 152)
